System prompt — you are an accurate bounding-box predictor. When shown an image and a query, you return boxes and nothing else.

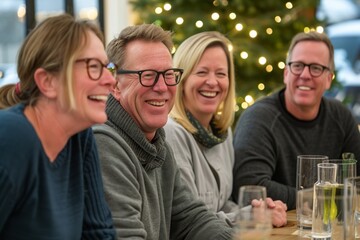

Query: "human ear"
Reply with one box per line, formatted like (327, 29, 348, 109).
(33, 68, 58, 99)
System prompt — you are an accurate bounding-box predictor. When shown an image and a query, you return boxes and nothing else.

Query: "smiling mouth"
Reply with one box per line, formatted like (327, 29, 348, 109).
(147, 100, 166, 106)
(199, 91, 217, 98)
(88, 95, 108, 102)
(297, 86, 312, 91)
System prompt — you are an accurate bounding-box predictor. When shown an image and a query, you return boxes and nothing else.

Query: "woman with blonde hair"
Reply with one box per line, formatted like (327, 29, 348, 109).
(164, 31, 287, 227)
(0, 14, 116, 239)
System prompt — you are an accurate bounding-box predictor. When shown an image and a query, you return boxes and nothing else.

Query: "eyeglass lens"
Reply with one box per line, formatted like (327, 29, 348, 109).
(289, 62, 326, 77)
(80, 58, 116, 80)
(140, 69, 182, 86)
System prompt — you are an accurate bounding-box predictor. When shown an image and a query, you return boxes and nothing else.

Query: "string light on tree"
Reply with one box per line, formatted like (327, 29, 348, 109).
(155, 7, 162, 14)
(212, 12, 220, 20)
(196, 20, 203, 28)
(240, 51, 248, 59)
(229, 12, 236, 20)
(163, 3, 171, 11)
(130, 0, 322, 123)
(176, 17, 184, 25)
(285, 2, 294, 9)
(258, 56, 267, 65)
(235, 23, 243, 31)
(266, 65, 273, 72)
(274, 16, 281, 23)
(258, 83, 265, 91)
(278, 62, 286, 70)
(249, 30, 257, 38)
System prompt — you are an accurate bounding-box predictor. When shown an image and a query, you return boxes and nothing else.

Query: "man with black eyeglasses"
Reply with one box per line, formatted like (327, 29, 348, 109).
(92, 24, 233, 240)
(232, 31, 360, 210)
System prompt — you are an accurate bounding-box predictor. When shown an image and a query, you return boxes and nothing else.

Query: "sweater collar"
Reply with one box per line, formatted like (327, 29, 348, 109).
(105, 94, 166, 171)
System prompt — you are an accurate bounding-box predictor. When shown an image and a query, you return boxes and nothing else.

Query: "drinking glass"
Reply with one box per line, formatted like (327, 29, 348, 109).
(296, 155, 329, 239)
(344, 176, 360, 240)
(324, 159, 357, 239)
(233, 185, 272, 240)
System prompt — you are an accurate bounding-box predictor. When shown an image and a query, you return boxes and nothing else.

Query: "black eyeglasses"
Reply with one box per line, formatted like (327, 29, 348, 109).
(117, 68, 183, 87)
(288, 61, 330, 77)
(75, 58, 117, 80)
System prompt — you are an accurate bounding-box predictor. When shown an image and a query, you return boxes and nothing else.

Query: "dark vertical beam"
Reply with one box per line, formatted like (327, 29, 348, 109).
(98, 0, 104, 33)
(65, 0, 74, 16)
(25, 0, 36, 35)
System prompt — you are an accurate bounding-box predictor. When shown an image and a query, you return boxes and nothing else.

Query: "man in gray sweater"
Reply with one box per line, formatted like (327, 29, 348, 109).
(232, 31, 360, 210)
(93, 24, 233, 239)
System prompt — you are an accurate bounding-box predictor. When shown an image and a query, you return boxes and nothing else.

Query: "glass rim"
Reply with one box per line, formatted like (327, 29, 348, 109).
(324, 159, 357, 164)
(297, 155, 329, 160)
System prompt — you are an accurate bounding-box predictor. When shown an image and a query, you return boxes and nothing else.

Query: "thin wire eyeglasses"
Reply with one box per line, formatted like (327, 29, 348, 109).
(288, 61, 330, 77)
(75, 58, 117, 80)
(117, 68, 184, 87)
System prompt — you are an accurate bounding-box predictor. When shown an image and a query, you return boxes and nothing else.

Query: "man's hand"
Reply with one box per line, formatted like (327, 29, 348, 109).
(252, 198, 287, 227)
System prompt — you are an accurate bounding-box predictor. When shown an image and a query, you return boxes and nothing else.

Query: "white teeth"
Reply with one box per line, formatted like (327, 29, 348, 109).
(200, 91, 216, 97)
(88, 95, 108, 101)
(147, 101, 165, 106)
(298, 86, 311, 91)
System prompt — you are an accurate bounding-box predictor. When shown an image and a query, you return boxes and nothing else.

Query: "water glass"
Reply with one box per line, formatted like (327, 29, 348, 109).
(233, 185, 272, 240)
(323, 159, 357, 239)
(296, 155, 329, 238)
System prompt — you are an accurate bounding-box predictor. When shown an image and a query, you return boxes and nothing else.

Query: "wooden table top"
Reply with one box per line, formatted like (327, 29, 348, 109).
(269, 209, 298, 240)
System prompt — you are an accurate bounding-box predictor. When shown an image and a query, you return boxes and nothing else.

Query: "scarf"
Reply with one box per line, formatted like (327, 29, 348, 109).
(186, 111, 228, 148)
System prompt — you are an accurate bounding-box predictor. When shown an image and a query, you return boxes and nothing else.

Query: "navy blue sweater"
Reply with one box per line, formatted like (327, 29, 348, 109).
(0, 104, 115, 239)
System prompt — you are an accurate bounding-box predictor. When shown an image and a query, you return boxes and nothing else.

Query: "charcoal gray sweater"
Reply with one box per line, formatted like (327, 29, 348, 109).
(232, 89, 360, 210)
(93, 94, 233, 240)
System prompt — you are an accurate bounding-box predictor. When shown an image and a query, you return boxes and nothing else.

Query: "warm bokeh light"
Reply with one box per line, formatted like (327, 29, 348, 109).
(245, 95, 254, 104)
(176, 17, 184, 25)
(275, 16, 281, 23)
(258, 56, 267, 65)
(278, 61, 286, 69)
(235, 23, 243, 31)
(266, 28, 273, 35)
(211, 12, 220, 20)
(240, 51, 248, 59)
(196, 20, 203, 28)
(258, 83, 265, 91)
(241, 102, 249, 109)
(155, 7, 162, 14)
(266, 65, 273, 72)
(163, 3, 171, 11)
(316, 26, 324, 33)
(249, 30, 257, 38)
(229, 12, 236, 20)
(17, 4, 26, 19)
(285, 2, 293, 9)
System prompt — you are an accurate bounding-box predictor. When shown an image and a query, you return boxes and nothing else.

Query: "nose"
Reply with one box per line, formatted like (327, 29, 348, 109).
(206, 73, 218, 86)
(300, 65, 311, 78)
(101, 68, 117, 87)
(152, 74, 168, 91)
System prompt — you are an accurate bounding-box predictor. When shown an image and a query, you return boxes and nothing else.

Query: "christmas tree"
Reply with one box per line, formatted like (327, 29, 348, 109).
(129, 0, 322, 122)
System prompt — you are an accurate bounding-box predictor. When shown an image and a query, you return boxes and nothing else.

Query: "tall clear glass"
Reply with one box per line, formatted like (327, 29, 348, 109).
(297, 155, 329, 239)
(344, 176, 360, 240)
(312, 163, 337, 239)
(323, 159, 357, 239)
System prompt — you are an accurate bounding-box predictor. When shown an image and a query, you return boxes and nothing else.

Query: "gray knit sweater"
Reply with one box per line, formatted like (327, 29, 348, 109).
(232, 88, 360, 210)
(93, 95, 233, 240)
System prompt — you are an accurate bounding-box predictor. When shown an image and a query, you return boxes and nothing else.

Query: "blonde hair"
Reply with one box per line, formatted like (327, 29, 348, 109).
(106, 24, 173, 69)
(0, 14, 105, 109)
(170, 31, 236, 133)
